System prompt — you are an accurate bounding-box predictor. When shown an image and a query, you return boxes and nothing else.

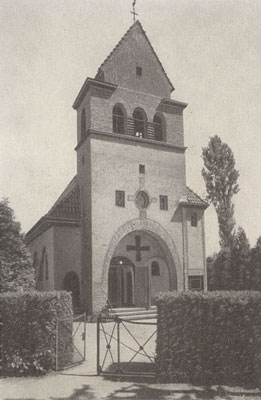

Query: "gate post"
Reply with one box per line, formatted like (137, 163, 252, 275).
(83, 313, 86, 361)
(0, 315, 2, 372)
(97, 316, 101, 374)
(117, 317, 120, 371)
(55, 320, 59, 371)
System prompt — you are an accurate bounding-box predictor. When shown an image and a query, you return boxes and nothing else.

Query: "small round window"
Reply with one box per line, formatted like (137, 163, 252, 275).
(135, 190, 150, 209)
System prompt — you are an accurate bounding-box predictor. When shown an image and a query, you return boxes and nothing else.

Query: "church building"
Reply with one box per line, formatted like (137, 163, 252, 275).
(26, 21, 208, 314)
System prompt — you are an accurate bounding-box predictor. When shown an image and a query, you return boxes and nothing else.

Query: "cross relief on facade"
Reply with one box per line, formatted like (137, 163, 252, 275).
(126, 235, 150, 262)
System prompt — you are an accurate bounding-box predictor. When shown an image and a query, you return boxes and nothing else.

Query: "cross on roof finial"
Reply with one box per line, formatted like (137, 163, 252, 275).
(131, 0, 138, 22)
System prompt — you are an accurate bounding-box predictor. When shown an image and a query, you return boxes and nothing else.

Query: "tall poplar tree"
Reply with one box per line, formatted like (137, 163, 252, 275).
(202, 135, 239, 249)
(0, 198, 35, 292)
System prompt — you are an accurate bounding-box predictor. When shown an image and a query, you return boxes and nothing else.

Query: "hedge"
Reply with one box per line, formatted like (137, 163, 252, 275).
(156, 291, 261, 387)
(0, 291, 73, 376)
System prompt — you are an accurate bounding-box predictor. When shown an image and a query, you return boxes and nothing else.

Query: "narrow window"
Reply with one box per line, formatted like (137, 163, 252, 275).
(139, 164, 145, 174)
(153, 114, 163, 141)
(39, 248, 45, 281)
(136, 66, 142, 76)
(133, 109, 146, 138)
(115, 190, 125, 207)
(33, 252, 38, 270)
(159, 195, 168, 210)
(191, 213, 198, 227)
(113, 105, 125, 134)
(151, 261, 160, 276)
(45, 254, 49, 280)
(81, 109, 86, 139)
(189, 276, 204, 291)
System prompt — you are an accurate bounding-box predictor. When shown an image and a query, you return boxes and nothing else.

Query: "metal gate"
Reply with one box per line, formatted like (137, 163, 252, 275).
(55, 313, 86, 370)
(97, 315, 157, 377)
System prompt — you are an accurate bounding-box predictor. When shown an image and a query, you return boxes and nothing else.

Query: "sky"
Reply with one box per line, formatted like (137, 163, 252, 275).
(1, 0, 261, 256)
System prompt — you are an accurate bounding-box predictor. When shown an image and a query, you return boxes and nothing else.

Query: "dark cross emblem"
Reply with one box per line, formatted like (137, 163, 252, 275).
(131, 0, 138, 22)
(126, 235, 150, 262)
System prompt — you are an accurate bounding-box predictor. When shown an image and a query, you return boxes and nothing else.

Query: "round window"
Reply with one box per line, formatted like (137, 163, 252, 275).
(135, 190, 150, 209)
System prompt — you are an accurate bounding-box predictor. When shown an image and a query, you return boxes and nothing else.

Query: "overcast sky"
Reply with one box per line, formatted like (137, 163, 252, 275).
(1, 0, 261, 255)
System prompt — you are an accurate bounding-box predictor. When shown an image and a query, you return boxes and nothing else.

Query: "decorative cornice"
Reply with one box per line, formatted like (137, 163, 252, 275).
(179, 202, 208, 209)
(161, 98, 188, 110)
(74, 129, 187, 152)
(72, 78, 117, 110)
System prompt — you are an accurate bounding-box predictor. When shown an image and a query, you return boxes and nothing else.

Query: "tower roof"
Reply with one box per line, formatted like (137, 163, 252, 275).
(95, 20, 174, 92)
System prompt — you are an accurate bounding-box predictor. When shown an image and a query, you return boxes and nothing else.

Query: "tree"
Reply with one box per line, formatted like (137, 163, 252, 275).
(0, 198, 35, 292)
(207, 249, 232, 290)
(207, 227, 251, 291)
(230, 227, 251, 290)
(202, 135, 240, 249)
(250, 235, 261, 291)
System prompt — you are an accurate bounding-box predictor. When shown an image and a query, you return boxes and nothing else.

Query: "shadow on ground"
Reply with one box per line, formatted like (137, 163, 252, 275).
(3, 385, 96, 400)
(105, 384, 261, 400)
(4, 384, 261, 400)
(103, 361, 156, 376)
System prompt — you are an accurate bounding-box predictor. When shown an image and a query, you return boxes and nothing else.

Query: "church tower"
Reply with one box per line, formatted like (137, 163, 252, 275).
(26, 21, 208, 314)
(73, 21, 208, 312)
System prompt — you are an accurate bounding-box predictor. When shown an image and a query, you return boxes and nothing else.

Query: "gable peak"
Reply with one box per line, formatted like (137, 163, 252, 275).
(95, 20, 174, 92)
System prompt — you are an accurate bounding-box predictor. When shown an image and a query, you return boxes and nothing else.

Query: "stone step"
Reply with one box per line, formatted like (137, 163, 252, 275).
(110, 309, 157, 317)
(108, 306, 157, 320)
(110, 307, 147, 313)
(121, 313, 158, 321)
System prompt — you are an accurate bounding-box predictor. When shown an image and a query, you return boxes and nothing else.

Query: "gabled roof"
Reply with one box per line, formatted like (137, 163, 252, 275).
(179, 187, 209, 209)
(48, 177, 81, 220)
(95, 20, 174, 92)
(26, 177, 81, 243)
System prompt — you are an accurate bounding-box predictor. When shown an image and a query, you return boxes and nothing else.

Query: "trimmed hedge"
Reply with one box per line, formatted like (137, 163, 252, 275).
(156, 291, 261, 387)
(0, 291, 73, 376)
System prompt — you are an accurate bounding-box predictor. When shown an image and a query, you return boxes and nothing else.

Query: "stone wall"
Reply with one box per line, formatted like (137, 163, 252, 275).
(53, 225, 81, 292)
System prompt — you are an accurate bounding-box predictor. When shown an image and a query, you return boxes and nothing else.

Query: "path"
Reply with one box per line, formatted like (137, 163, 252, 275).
(1, 322, 260, 400)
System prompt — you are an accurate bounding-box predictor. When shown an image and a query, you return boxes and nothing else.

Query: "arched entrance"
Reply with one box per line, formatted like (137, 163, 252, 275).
(108, 257, 135, 308)
(107, 229, 177, 308)
(63, 271, 80, 310)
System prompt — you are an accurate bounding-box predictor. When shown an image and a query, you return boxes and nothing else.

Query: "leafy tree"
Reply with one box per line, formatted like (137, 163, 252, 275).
(202, 135, 239, 249)
(250, 235, 261, 291)
(230, 227, 251, 290)
(207, 227, 252, 291)
(0, 198, 35, 292)
(208, 249, 232, 290)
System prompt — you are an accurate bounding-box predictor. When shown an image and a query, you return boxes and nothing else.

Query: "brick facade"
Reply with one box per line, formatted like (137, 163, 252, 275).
(26, 21, 208, 314)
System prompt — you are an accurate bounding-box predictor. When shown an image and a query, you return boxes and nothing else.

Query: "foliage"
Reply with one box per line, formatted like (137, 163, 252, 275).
(202, 136, 239, 248)
(207, 228, 261, 291)
(0, 291, 73, 376)
(156, 291, 261, 387)
(0, 198, 35, 292)
(250, 235, 261, 291)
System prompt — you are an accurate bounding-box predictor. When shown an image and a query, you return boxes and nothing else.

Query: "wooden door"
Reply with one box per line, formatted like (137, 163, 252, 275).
(108, 266, 121, 308)
(135, 266, 150, 308)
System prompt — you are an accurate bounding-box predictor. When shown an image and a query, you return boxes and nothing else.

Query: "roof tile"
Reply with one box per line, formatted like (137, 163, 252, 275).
(181, 187, 208, 208)
(48, 178, 81, 220)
